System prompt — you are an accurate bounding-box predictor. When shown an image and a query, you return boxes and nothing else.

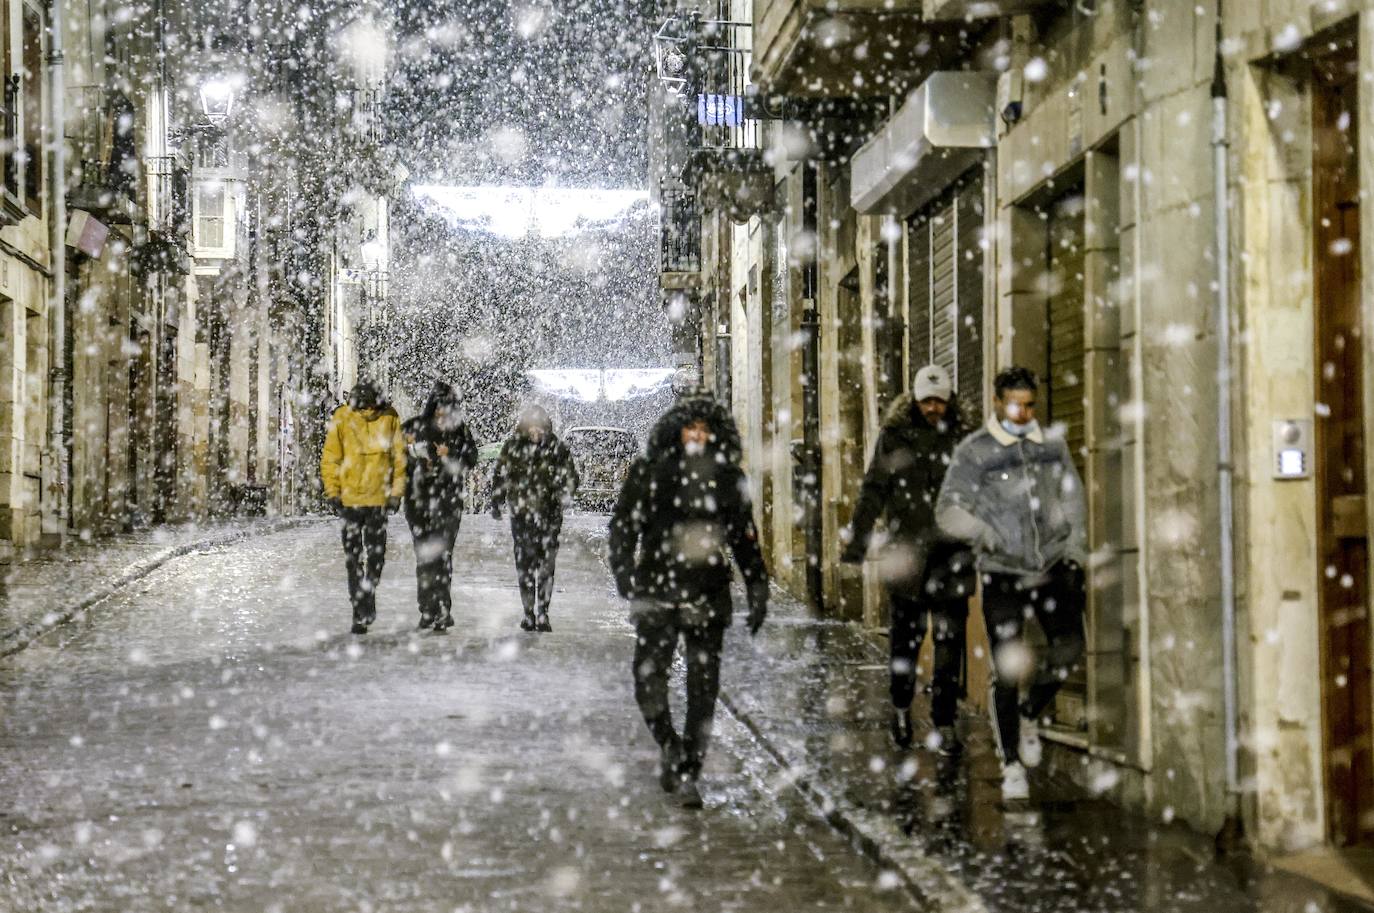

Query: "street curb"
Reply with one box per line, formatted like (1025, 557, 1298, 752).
(0, 517, 316, 658)
(716, 686, 990, 913)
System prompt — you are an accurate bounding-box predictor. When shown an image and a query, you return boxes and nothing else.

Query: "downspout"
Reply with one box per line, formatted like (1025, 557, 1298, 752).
(1211, 10, 1244, 851)
(46, 0, 66, 533)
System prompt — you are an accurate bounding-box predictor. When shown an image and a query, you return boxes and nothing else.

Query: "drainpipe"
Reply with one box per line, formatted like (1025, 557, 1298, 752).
(1211, 13, 1244, 852)
(46, 0, 66, 533)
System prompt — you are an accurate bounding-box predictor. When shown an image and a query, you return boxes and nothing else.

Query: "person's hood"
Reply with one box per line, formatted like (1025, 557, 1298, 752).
(342, 402, 398, 423)
(882, 392, 966, 438)
(646, 394, 743, 464)
(421, 381, 463, 423)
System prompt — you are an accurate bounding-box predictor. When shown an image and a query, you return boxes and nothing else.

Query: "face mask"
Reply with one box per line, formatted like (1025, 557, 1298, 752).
(1000, 417, 1039, 438)
(684, 439, 706, 457)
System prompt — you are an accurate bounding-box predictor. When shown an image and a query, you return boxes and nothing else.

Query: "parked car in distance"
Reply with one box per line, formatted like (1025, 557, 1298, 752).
(564, 426, 639, 511)
(466, 441, 504, 513)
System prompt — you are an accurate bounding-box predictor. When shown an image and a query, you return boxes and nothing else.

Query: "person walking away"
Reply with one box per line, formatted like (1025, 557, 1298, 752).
(936, 366, 1087, 802)
(609, 391, 769, 809)
(489, 405, 579, 632)
(403, 381, 478, 633)
(320, 380, 406, 635)
(841, 364, 975, 754)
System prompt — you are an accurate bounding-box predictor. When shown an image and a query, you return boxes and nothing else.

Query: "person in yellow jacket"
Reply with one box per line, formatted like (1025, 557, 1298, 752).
(320, 381, 407, 634)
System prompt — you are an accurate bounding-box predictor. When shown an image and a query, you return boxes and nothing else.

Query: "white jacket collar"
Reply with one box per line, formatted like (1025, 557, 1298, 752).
(986, 414, 1044, 446)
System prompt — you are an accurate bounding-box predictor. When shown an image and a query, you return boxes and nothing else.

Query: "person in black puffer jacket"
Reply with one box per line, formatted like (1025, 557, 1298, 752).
(608, 388, 768, 809)
(490, 404, 579, 633)
(403, 381, 478, 632)
(842, 364, 975, 753)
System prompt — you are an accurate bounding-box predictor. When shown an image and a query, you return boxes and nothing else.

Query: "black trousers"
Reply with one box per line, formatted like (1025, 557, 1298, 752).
(889, 592, 967, 727)
(511, 511, 561, 616)
(632, 595, 730, 779)
(341, 507, 388, 625)
(982, 560, 1086, 763)
(408, 513, 462, 622)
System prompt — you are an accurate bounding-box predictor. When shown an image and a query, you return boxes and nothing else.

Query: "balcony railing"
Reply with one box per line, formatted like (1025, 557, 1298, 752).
(660, 184, 701, 275)
(655, 12, 765, 172)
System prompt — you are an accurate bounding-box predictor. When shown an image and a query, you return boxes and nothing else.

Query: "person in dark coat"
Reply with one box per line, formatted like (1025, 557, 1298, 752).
(842, 364, 976, 753)
(490, 404, 579, 632)
(609, 390, 768, 809)
(403, 381, 478, 632)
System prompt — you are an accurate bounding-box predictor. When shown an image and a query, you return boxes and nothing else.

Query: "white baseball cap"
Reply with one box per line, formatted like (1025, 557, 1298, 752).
(913, 364, 953, 402)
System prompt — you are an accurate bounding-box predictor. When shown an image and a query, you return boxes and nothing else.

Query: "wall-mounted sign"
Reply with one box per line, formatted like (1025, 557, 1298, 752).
(698, 94, 742, 127)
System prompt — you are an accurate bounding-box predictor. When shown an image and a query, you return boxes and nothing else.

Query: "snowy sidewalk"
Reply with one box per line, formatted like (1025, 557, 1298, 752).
(0, 516, 310, 657)
(710, 583, 1374, 913)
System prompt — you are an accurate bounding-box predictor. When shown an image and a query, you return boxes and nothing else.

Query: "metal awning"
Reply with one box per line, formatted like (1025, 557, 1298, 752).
(850, 72, 997, 216)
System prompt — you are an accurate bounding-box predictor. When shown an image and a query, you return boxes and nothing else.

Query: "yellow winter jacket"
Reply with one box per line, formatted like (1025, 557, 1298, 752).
(320, 404, 407, 507)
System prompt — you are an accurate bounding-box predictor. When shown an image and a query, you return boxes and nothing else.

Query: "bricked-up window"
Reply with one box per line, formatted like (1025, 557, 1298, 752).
(21, 3, 42, 212)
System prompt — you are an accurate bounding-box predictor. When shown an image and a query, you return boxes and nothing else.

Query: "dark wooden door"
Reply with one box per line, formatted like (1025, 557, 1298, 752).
(1314, 59, 1373, 847)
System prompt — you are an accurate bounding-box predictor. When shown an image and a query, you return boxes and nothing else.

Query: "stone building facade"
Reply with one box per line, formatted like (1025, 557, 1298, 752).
(0, 0, 391, 559)
(653, 0, 1374, 854)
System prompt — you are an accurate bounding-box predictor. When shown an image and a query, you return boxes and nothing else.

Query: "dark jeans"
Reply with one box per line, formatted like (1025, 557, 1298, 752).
(408, 513, 461, 622)
(511, 511, 561, 617)
(982, 560, 1086, 763)
(341, 507, 388, 625)
(632, 595, 729, 779)
(889, 592, 967, 727)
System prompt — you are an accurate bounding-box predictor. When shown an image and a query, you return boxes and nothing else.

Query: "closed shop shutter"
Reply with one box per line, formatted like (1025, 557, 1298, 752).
(907, 218, 931, 366)
(955, 180, 985, 422)
(905, 169, 985, 420)
(1047, 197, 1086, 477)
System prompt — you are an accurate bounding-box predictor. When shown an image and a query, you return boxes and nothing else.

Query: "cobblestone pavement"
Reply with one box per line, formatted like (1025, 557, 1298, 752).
(0, 514, 912, 913)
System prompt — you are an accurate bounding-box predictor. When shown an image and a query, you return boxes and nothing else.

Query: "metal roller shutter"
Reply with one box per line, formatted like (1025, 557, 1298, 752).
(1047, 199, 1086, 476)
(955, 176, 985, 422)
(905, 168, 986, 418)
(907, 217, 931, 367)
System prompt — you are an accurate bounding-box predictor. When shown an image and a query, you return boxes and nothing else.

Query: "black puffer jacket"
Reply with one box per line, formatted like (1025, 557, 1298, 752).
(843, 394, 975, 599)
(608, 395, 767, 605)
(404, 382, 479, 527)
(490, 415, 579, 521)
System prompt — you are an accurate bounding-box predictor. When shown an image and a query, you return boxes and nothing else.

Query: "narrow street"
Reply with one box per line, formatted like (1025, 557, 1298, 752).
(0, 515, 910, 912)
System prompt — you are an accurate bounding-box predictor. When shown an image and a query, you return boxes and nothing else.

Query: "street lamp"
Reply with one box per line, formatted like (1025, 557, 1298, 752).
(198, 78, 235, 123)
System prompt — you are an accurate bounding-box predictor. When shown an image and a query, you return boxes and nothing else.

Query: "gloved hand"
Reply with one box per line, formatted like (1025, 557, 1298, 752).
(490, 504, 503, 521)
(615, 574, 636, 601)
(385, 496, 402, 515)
(746, 581, 769, 636)
(325, 497, 343, 516)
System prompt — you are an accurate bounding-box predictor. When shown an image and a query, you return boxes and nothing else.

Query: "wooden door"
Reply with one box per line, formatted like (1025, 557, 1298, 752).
(1314, 60, 1373, 847)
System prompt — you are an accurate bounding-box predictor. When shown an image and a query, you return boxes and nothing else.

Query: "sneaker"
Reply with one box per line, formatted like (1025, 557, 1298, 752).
(1001, 762, 1030, 802)
(936, 725, 960, 757)
(350, 623, 369, 635)
(890, 705, 914, 749)
(677, 776, 703, 809)
(1018, 715, 1043, 769)
(535, 614, 552, 633)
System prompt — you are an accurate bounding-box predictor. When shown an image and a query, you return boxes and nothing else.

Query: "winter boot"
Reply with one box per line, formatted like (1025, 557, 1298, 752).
(659, 741, 684, 793)
(890, 705, 914, 749)
(535, 613, 552, 633)
(417, 613, 436, 631)
(519, 613, 537, 631)
(351, 622, 369, 635)
(677, 776, 703, 809)
(433, 614, 454, 634)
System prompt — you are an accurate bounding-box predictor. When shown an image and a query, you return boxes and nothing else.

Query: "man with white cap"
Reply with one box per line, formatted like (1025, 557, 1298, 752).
(842, 364, 975, 754)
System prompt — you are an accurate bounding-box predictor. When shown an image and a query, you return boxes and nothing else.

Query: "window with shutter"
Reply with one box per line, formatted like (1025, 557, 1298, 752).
(196, 183, 226, 251)
(906, 216, 931, 366)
